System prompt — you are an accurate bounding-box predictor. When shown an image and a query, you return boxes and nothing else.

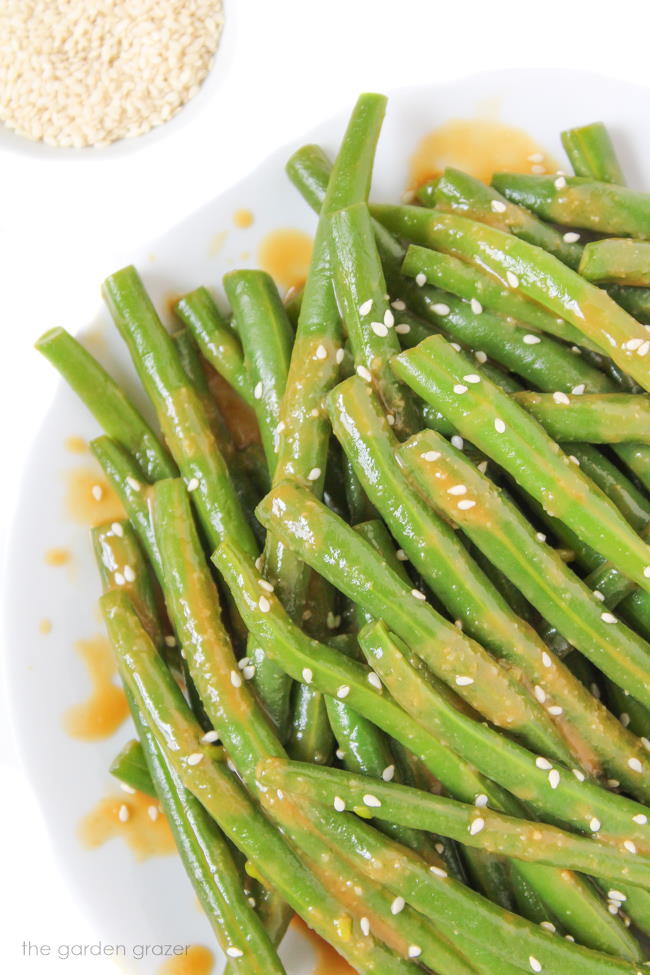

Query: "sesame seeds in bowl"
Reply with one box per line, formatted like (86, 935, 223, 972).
(0, 0, 226, 153)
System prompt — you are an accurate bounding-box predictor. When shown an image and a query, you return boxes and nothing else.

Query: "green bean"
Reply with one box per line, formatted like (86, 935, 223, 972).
(512, 391, 650, 443)
(580, 239, 650, 287)
(392, 334, 650, 594)
(36, 327, 175, 480)
(109, 739, 156, 797)
(561, 122, 626, 183)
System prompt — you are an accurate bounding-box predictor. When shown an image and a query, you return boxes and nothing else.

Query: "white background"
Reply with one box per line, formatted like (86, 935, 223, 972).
(2, 0, 650, 970)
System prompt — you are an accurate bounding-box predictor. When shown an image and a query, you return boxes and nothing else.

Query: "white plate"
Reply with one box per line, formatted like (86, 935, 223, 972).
(5, 69, 650, 974)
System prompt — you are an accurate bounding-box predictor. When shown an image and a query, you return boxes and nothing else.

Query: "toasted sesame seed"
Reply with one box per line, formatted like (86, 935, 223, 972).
(638, 340, 650, 357)
(302, 668, 313, 684)
(457, 499, 476, 510)
(494, 418, 506, 433)
(391, 299, 406, 311)
(187, 752, 204, 766)
(572, 768, 585, 781)
(432, 302, 451, 316)
(644, 566, 650, 578)
(368, 673, 382, 690)
(415, 272, 427, 287)
(114, 571, 126, 586)
(448, 484, 467, 495)
(548, 705, 563, 716)
(384, 309, 395, 327)
(126, 476, 141, 492)
(371, 321, 389, 339)
(307, 467, 321, 482)
(230, 670, 242, 688)
(254, 381, 263, 400)
(463, 374, 481, 384)
(563, 231, 580, 243)
(201, 729, 219, 744)
(91, 483, 104, 501)
(422, 450, 441, 462)
(554, 176, 567, 190)
(411, 588, 426, 600)
(523, 333, 541, 345)
(451, 435, 464, 449)
(382, 764, 395, 782)
(120, 782, 136, 794)
(624, 338, 643, 350)
(164, 635, 177, 647)
(593, 590, 605, 601)
(540, 921, 556, 932)
(491, 200, 507, 213)
(363, 794, 381, 808)
(608, 890, 626, 902)
(469, 817, 485, 835)
(395, 323, 411, 334)
(633, 813, 648, 825)
(475, 350, 488, 363)
(258, 596, 271, 613)
(589, 817, 601, 832)
(552, 391, 570, 405)
(337, 685, 350, 699)
(453, 383, 468, 394)
(601, 612, 617, 624)
(536, 756, 552, 770)
(534, 686, 546, 703)
(315, 344, 328, 360)
(474, 794, 488, 808)
(624, 840, 638, 854)
(628, 757, 643, 773)
(506, 271, 519, 289)
(470, 299, 483, 315)
(117, 804, 130, 822)
(571, 383, 585, 395)
(455, 675, 474, 686)
(621, 712, 631, 727)
(396, 549, 408, 560)
(548, 769, 560, 789)
(391, 896, 405, 915)
(408, 946, 422, 959)
(359, 299, 373, 316)
(356, 365, 372, 382)
(536, 532, 547, 543)
(147, 805, 160, 821)
(334, 796, 346, 811)
(360, 916, 370, 936)
(529, 956, 542, 973)
(111, 522, 124, 537)
(335, 348, 345, 364)
(430, 865, 448, 878)
(226, 948, 244, 959)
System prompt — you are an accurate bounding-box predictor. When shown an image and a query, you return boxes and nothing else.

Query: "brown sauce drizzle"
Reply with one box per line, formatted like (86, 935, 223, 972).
(79, 790, 175, 861)
(63, 636, 128, 741)
(258, 229, 313, 293)
(65, 466, 125, 527)
(292, 916, 355, 975)
(157, 946, 214, 975)
(409, 118, 556, 189)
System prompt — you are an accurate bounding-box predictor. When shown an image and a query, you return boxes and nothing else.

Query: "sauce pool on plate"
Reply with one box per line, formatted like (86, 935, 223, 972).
(157, 945, 214, 975)
(79, 790, 175, 861)
(409, 118, 556, 188)
(65, 466, 125, 527)
(292, 916, 356, 975)
(233, 208, 254, 229)
(258, 229, 313, 292)
(63, 636, 128, 741)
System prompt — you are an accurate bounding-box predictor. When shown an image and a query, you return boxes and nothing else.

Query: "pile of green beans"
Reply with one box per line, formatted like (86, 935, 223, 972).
(37, 97, 650, 974)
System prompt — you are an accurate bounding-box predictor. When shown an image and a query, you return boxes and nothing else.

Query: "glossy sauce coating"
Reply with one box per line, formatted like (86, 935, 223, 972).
(292, 916, 355, 975)
(409, 118, 556, 188)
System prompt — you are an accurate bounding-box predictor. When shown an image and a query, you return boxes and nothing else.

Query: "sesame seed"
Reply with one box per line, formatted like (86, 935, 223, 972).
(164, 635, 177, 647)
(469, 816, 485, 835)
(448, 484, 467, 495)
(114, 571, 126, 586)
(432, 303, 450, 316)
(111, 522, 124, 537)
(563, 231, 580, 243)
(391, 299, 406, 311)
(633, 813, 648, 825)
(368, 672, 382, 690)
(601, 612, 617, 624)
(529, 956, 542, 973)
(534, 686, 546, 703)
(643, 737, 650, 751)
(571, 384, 585, 395)
(187, 752, 204, 766)
(475, 350, 488, 363)
(506, 271, 519, 289)
(259, 596, 271, 613)
(395, 323, 411, 334)
(552, 391, 570, 405)
(422, 450, 441, 462)
(411, 588, 426, 600)
(609, 890, 626, 902)
(536, 757, 553, 770)
(628, 757, 643, 772)
(477, 460, 488, 474)
(335, 348, 345, 364)
(315, 344, 328, 360)
(302, 668, 313, 684)
(117, 804, 130, 823)
(408, 946, 422, 959)
(201, 730, 219, 744)
(307, 467, 321, 481)
(644, 566, 650, 578)
(147, 805, 159, 821)
(638, 340, 650, 357)
(451, 435, 464, 449)
(391, 896, 405, 915)
(624, 338, 644, 350)
(126, 476, 141, 492)
(463, 374, 481, 384)
(453, 383, 468, 394)
(523, 333, 541, 345)
(540, 922, 556, 932)
(384, 309, 395, 327)
(226, 948, 244, 959)
(494, 418, 506, 433)
(572, 768, 586, 781)
(589, 817, 601, 832)
(430, 865, 448, 878)
(371, 321, 388, 337)
(382, 764, 395, 782)
(254, 381, 263, 400)
(363, 794, 381, 808)
(230, 670, 242, 688)
(334, 796, 346, 812)
(186, 477, 199, 492)
(123, 565, 136, 583)
(554, 176, 567, 190)
(396, 549, 408, 560)
(356, 365, 372, 382)
(242, 664, 256, 680)
(624, 840, 637, 854)
(621, 712, 631, 727)
(91, 484, 103, 501)
(120, 782, 136, 794)
(259, 579, 274, 593)
(548, 705, 563, 716)
(415, 272, 427, 287)
(458, 499, 476, 510)
(593, 590, 605, 601)
(548, 769, 560, 789)
(455, 675, 474, 686)
(359, 299, 373, 316)
(337, 685, 350, 699)
(528, 152, 544, 163)
(491, 200, 507, 213)
(568, 455, 580, 465)
(470, 299, 483, 315)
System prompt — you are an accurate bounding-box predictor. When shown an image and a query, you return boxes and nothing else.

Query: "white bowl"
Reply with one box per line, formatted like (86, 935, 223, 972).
(4, 69, 650, 973)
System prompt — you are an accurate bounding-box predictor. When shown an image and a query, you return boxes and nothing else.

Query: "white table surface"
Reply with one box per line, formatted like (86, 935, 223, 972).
(2, 0, 649, 969)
